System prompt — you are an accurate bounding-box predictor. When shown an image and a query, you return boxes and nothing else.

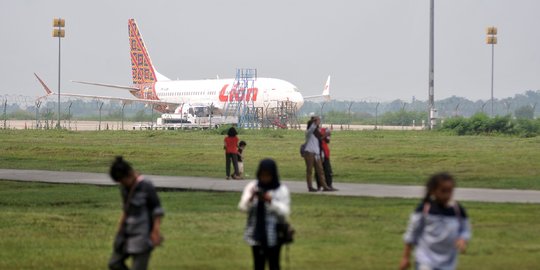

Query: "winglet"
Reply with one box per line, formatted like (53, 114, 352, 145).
(34, 73, 53, 95)
(323, 75, 331, 101)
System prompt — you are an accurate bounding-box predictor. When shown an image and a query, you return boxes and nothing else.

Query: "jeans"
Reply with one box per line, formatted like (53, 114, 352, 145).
(315, 157, 333, 188)
(226, 153, 239, 177)
(252, 245, 282, 270)
(303, 152, 330, 190)
(108, 250, 151, 270)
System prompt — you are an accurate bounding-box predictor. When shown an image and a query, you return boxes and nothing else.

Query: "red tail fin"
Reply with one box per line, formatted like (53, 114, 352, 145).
(128, 19, 158, 85)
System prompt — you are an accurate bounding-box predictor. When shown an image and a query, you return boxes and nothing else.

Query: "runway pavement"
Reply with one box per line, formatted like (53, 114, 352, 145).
(0, 169, 539, 203)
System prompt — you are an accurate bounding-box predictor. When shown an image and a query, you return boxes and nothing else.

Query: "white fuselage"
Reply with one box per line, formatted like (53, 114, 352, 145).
(152, 77, 304, 111)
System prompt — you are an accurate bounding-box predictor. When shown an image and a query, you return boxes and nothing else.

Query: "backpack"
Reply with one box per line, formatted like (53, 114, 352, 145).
(300, 143, 306, 157)
(276, 221, 295, 245)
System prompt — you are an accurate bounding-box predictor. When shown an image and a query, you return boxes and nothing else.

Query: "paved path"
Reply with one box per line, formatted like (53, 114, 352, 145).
(1, 169, 539, 204)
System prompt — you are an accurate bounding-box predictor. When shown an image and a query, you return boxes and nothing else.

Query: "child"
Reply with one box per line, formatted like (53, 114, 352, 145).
(237, 141, 247, 179)
(400, 172, 471, 270)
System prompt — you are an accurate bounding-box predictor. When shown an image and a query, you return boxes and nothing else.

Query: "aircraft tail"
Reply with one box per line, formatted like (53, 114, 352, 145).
(323, 75, 331, 99)
(303, 75, 332, 100)
(128, 19, 169, 85)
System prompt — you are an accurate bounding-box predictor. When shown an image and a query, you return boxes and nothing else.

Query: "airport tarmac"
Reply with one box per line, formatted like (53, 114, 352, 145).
(3, 120, 424, 131)
(3, 120, 136, 131)
(0, 169, 538, 204)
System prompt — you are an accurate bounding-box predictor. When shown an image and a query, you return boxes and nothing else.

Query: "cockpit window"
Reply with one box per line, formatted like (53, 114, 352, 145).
(293, 88, 299, 92)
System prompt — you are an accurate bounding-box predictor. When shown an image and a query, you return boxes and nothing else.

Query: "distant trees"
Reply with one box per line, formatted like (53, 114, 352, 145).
(299, 90, 540, 119)
(514, 105, 535, 120)
(8, 109, 34, 120)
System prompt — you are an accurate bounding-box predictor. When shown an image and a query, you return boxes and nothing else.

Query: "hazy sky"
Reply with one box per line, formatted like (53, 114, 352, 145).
(1, 0, 539, 102)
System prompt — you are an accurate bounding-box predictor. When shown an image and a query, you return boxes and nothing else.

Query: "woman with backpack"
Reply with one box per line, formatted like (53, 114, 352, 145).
(238, 159, 291, 270)
(303, 116, 334, 192)
(400, 172, 472, 270)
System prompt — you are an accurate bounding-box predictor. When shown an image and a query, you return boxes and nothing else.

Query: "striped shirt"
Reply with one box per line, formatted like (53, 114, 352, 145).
(120, 177, 165, 254)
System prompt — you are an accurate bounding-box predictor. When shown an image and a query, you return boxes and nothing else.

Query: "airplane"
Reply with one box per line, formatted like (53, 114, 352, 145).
(35, 19, 330, 116)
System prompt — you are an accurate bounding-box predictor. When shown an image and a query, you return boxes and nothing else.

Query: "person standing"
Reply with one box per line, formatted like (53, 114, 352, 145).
(237, 140, 248, 179)
(316, 127, 335, 189)
(303, 117, 333, 192)
(224, 127, 241, 180)
(108, 156, 164, 270)
(400, 172, 471, 270)
(238, 159, 290, 270)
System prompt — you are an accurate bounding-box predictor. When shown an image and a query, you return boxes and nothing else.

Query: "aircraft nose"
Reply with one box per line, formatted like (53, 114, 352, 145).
(294, 92, 304, 108)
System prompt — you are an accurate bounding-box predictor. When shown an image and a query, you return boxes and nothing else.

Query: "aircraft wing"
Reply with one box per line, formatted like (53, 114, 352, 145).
(71, 80, 140, 91)
(34, 73, 182, 106)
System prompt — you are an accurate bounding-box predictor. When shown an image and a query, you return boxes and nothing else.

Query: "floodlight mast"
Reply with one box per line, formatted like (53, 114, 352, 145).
(428, 0, 436, 130)
(486, 26, 498, 117)
(52, 18, 65, 129)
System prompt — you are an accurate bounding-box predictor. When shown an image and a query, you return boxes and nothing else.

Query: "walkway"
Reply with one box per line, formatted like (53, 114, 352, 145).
(0, 169, 538, 203)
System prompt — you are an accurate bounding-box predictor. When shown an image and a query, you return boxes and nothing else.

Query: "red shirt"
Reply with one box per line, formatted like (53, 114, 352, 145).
(224, 136, 239, 154)
(320, 128, 330, 158)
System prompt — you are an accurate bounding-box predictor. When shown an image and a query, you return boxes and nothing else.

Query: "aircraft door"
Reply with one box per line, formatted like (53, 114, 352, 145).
(263, 89, 269, 102)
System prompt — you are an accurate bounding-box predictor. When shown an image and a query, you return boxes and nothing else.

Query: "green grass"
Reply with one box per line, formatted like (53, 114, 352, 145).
(0, 129, 539, 189)
(0, 180, 539, 269)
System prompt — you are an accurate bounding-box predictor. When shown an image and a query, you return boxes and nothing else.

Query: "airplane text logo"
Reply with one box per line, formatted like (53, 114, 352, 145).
(219, 84, 258, 102)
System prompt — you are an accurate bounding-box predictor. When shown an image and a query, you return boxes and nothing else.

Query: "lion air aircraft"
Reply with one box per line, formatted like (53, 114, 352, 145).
(35, 19, 330, 114)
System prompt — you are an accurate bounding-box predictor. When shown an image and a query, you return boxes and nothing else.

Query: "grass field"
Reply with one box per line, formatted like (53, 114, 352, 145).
(0, 129, 539, 189)
(0, 180, 539, 270)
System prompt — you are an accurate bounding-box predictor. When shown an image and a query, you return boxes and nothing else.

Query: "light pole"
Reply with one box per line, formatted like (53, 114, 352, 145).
(52, 18, 65, 129)
(486, 26, 497, 117)
(428, 0, 436, 130)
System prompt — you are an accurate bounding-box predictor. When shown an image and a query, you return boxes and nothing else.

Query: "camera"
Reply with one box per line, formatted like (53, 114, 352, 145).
(255, 189, 265, 198)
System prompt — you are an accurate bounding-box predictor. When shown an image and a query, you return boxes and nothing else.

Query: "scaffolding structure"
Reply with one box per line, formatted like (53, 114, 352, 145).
(224, 68, 261, 128)
(221, 69, 301, 129)
(262, 100, 300, 129)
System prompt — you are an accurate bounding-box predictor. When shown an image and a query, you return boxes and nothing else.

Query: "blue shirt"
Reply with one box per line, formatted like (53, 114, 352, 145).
(403, 201, 472, 270)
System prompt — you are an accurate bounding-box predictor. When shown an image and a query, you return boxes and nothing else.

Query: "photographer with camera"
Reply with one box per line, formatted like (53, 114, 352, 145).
(238, 159, 291, 270)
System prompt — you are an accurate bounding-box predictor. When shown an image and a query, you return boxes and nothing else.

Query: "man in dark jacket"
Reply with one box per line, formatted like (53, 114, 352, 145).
(108, 156, 164, 270)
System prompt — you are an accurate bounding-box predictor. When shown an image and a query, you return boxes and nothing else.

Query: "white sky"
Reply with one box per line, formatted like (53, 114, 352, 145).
(1, 0, 539, 101)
